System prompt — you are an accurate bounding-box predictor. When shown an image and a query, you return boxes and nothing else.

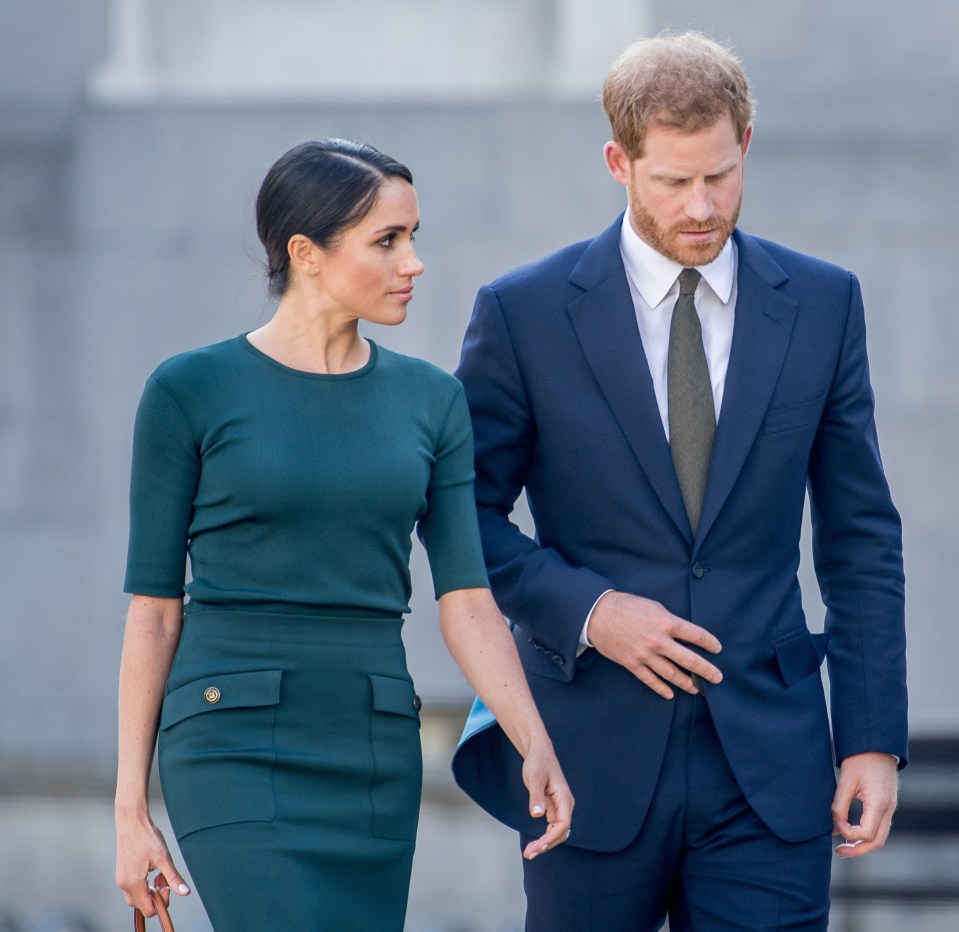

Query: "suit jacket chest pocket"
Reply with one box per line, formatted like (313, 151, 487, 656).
(762, 395, 825, 435)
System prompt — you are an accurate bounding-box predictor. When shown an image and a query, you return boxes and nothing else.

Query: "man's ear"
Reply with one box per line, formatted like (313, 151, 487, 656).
(603, 141, 632, 186)
(741, 123, 753, 159)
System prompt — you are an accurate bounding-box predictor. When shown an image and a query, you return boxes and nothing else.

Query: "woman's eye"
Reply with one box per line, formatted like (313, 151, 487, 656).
(378, 234, 396, 247)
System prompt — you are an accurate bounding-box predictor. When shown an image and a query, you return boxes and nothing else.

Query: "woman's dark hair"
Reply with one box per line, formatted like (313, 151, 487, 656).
(255, 138, 414, 298)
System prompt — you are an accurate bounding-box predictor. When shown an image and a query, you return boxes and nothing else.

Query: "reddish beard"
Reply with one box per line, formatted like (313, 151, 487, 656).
(630, 193, 741, 267)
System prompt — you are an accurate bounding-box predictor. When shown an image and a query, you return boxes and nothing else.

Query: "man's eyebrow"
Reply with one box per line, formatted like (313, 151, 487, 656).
(651, 158, 740, 180)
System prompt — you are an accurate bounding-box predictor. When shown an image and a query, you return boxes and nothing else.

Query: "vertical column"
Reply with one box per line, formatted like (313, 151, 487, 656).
(87, 0, 156, 100)
(547, 0, 650, 93)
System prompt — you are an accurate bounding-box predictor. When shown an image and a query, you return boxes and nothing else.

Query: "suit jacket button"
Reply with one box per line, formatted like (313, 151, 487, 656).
(692, 563, 706, 578)
(203, 686, 221, 704)
(412, 694, 422, 713)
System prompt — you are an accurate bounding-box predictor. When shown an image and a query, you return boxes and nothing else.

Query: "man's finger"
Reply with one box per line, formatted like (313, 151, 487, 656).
(670, 648, 723, 684)
(830, 781, 855, 837)
(657, 641, 723, 684)
(673, 620, 723, 654)
(646, 657, 703, 695)
(841, 800, 894, 847)
(836, 815, 892, 859)
(636, 667, 676, 699)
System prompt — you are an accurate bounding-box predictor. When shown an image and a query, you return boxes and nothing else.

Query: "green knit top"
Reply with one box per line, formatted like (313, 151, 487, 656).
(124, 336, 489, 615)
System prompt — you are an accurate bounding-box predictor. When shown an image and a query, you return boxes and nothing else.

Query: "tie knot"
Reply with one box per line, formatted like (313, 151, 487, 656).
(678, 268, 701, 296)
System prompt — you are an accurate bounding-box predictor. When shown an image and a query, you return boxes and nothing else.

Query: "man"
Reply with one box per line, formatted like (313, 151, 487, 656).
(452, 32, 906, 931)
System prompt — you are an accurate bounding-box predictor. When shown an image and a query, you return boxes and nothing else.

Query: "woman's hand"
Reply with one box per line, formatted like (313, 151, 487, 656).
(438, 588, 575, 858)
(520, 739, 574, 860)
(116, 807, 191, 914)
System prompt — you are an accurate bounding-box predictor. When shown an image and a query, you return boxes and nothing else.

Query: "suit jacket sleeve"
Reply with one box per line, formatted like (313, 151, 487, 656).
(807, 272, 907, 765)
(455, 283, 615, 679)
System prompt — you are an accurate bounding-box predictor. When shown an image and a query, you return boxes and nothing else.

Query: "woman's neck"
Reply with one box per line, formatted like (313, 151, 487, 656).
(246, 299, 370, 375)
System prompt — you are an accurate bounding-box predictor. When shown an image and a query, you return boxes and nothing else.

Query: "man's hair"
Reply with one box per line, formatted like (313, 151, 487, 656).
(602, 32, 755, 159)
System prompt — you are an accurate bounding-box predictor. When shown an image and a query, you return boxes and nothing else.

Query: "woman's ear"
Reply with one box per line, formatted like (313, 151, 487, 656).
(287, 234, 321, 281)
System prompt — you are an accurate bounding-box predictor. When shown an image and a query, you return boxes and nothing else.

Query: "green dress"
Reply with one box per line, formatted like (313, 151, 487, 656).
(124, 336, 489, 930)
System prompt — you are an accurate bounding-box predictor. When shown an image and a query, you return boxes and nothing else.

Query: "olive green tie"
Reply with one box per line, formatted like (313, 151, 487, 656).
(668, 268, 715, 535)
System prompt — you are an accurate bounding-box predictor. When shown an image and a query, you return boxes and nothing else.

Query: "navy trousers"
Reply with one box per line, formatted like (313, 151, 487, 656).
(522, 691, 832, 931)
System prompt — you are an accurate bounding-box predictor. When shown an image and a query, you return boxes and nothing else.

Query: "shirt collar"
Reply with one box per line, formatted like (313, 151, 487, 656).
(619, 212, 736, 307)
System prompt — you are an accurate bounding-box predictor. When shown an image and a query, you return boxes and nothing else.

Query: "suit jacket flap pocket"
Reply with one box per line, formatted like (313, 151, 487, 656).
(370, 673, 420, 722)
(773, 629, 828, 686)
(160, 669, 282, 730)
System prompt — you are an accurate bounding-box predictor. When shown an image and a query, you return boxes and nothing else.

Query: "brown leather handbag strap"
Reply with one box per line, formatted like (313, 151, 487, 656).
(133, 887, 175, 932)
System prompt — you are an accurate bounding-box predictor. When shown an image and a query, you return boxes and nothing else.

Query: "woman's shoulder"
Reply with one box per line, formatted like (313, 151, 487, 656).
(374, 343, 463, 397)
(148, 336, 246, 388)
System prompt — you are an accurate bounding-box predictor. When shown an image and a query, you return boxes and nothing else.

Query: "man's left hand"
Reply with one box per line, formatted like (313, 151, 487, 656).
(831, 752, 899, 858)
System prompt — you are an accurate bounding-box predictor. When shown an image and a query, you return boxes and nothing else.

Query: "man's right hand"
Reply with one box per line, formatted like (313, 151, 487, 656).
(587, 591, 722, 698)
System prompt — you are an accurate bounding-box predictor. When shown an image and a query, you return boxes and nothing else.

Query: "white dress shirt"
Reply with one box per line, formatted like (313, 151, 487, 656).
(579, 215, 739, 649)
(620, 213, 738, 436)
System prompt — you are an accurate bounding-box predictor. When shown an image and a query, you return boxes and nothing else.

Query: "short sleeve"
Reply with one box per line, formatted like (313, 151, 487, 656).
(417, 385, 490, 598)
(123, 376, 200, 598)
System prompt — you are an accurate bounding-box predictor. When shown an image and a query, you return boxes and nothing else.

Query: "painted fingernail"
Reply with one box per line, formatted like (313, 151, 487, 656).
(178, 883, 190, 894)
(532, 804, 545, 816)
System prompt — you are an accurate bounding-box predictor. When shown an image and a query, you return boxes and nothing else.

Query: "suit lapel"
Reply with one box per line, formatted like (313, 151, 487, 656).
(694, 232, 798, 551)
(566, 218, 692, 541)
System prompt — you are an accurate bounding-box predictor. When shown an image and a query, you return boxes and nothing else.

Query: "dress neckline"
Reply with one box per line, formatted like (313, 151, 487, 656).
(238, 334, 378, 381)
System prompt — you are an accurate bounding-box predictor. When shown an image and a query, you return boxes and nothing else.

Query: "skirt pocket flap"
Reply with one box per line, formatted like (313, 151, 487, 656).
(370, 673, 420, 722)
(160, 669, 282, 730)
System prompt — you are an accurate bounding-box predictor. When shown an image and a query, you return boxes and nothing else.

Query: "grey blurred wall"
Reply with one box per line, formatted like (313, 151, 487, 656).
(1, 0, 957, 927)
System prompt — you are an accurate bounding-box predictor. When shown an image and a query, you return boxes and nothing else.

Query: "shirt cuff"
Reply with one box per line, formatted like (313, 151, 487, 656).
(577, 589, 616, 655)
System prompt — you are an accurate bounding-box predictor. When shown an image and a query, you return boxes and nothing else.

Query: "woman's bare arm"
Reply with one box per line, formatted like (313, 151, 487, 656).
(438, 587, 573, 859)
(115, 595, 191, 914)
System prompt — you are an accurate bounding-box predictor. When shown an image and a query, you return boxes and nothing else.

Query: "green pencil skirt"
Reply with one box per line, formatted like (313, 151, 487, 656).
(157, 609, 422, 931)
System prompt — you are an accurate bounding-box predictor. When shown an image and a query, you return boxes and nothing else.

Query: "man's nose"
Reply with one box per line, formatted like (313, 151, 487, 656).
(684, 181, 714, 222)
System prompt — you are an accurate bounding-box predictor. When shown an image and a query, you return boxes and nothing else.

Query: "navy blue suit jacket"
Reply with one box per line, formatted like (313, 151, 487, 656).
(452, 217, 907, 852)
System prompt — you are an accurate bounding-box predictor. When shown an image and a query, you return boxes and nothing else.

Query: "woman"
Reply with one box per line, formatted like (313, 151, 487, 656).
(114, 139, 572, 929)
